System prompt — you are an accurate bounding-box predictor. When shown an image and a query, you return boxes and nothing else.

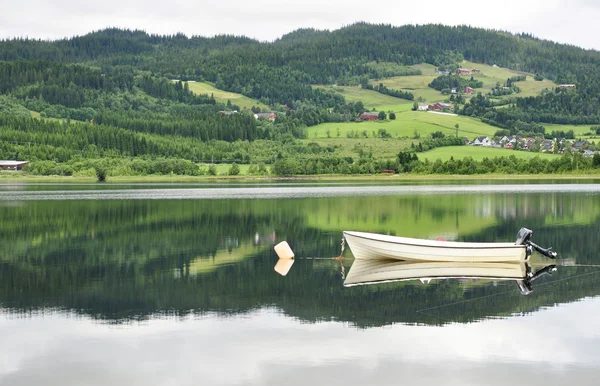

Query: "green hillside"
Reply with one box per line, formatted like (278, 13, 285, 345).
(1, 23, 600, 177)
(376, 60, 558, 104)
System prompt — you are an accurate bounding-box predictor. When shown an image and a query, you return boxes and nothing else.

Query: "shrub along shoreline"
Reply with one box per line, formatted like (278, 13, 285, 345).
(2, 150, 600, 181)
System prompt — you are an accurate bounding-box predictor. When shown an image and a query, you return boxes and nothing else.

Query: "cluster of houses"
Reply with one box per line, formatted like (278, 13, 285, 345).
(437, 68, 481, 76)
(469, 136, 597, 156)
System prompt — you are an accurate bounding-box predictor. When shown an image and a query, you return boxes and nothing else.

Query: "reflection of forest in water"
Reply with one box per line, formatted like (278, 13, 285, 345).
(0, 192, 599, 326)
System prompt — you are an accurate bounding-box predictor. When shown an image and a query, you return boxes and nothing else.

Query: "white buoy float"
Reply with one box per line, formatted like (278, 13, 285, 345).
(274, 241, 295, 276)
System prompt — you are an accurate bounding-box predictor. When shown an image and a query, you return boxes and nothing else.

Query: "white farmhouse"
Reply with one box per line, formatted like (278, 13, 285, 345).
(472, 136, 491, 147)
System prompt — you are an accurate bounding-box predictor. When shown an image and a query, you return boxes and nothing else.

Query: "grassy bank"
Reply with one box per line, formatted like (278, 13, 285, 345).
(2, 171, 600, 184)
(418, 146, 559, 162)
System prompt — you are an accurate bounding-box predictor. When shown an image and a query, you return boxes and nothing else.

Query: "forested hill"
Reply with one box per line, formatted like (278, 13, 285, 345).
(3, 24, 599, 85)
(3, 23, 600, 118)
(2, 23, 600, 176)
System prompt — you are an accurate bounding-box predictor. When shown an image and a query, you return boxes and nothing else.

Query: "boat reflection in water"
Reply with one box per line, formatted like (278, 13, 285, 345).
(343, 259, 557, 295)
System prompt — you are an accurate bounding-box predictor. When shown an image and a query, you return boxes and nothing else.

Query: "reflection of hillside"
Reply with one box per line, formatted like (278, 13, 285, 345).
(1, 192, 600, 327)
(186, 242, 265, 276)
(303, 196, 497, 238)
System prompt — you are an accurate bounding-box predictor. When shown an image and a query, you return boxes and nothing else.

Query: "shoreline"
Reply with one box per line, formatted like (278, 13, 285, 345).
(2, 172, 600, 184)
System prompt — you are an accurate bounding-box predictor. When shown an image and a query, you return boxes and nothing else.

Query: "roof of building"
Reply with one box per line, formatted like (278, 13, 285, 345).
(0, 161, 28, 166)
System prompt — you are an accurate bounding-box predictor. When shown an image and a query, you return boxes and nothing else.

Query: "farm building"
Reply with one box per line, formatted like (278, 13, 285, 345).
(456, 69, 471, 75)
(472, 136, 491, 147)
(428, 103, 453, 111)
(541, 140, 555, 153)
(254, 112, 276, 121)
(360, 112, 379, 121)
(464, 87, 475, 94)
(558, 84, 576, 89)
(0, 161, 28, 171)
(573, 140, 590, 150)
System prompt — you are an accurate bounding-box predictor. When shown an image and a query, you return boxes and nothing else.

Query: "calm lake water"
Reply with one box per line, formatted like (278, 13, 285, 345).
(1, 181, 600, 385)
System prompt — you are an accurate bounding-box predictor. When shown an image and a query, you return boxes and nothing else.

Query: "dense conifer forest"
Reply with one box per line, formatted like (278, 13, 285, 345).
(2, 23, 600, 176)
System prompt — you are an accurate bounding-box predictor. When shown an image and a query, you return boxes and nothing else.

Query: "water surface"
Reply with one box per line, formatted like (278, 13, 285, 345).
(1, 182, 599, 385)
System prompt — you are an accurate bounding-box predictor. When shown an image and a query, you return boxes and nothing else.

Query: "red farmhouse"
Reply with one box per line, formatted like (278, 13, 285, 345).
(361, 112, 379, 121)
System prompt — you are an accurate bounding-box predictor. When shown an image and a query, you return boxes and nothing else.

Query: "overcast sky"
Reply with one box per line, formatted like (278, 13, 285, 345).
(1, 0, 600, 50)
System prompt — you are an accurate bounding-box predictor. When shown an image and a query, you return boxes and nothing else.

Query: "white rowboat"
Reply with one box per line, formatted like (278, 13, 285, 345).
(342, 229, 551, 263)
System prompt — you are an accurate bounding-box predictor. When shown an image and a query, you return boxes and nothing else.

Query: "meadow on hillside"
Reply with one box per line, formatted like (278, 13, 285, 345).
(306, 111, 499, 139)
(186, 82, 268, 110)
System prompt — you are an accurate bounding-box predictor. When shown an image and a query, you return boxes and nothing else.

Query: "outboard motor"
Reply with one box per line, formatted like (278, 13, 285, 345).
(515, 227, 533, 245)
(515, 227, 558, 259)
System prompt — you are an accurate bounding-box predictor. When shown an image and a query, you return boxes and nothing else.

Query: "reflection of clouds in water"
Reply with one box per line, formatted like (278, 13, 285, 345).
(1, 185, 600, 201)
(1, 298, 600, 385)
(469, 192, 596, 220)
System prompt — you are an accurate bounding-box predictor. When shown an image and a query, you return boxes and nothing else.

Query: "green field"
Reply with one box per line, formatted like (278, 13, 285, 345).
(375, 74, 441, 103)
(302, 137, 413, 159)
(315, 85, 414, 112)
(543, 123, 600, 139)
(409, 63, 438, 76)
(186, 82, 268, 110)
(418, 146, 559, 162)
(307, 111, 499, 139)
(199, 163, 253, 175)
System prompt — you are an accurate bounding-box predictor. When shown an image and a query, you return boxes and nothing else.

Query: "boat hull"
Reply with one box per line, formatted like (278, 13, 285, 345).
(343, 231, 527, 263)
(344, 260, 527, 287)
